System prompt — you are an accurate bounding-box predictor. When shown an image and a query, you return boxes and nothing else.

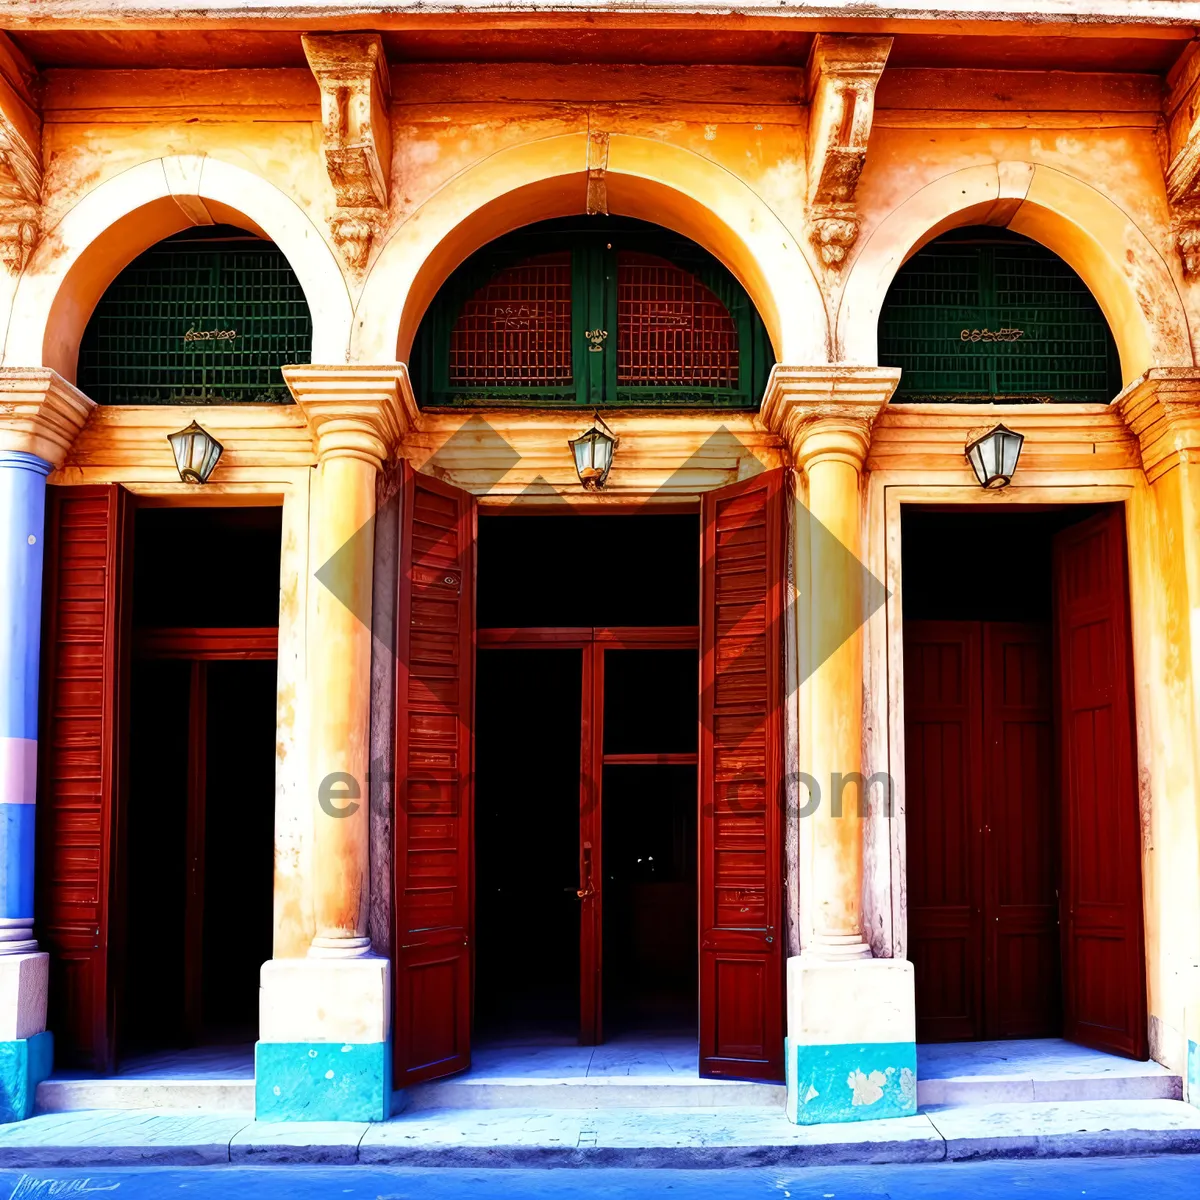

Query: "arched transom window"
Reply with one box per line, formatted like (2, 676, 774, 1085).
(78, 225, 312, 405)
(413, 218, 773, 408)
(879, 228, 1120, 404)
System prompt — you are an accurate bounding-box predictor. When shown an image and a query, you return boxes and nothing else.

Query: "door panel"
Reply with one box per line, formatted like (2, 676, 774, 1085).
(699, 470, 784, 1081)
(394, 467, 475, 1085)
(1053, 507, 1147, 1059)
(982, 623, 1059, 1039)
(903, 622, 984, 1042)
(37, 484, 132, 1072)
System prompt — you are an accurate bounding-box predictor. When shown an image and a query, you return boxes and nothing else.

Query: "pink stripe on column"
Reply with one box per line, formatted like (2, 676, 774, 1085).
(0, 737, 37, 806)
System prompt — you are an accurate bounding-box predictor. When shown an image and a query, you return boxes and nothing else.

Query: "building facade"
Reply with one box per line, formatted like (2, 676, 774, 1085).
(0, 0, 1198, 1126)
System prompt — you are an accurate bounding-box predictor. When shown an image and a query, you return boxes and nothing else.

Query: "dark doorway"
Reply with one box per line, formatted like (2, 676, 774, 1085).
(474, 648, 583, 1037)
(472, 514, 700, 1046)
(120, 506, 280, 1060)
(601, 651, 698, 1033)
(902, 506, 1147, 1057)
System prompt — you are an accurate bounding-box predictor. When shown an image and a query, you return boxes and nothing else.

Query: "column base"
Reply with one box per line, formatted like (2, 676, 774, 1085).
(257, 955, 391, 1122)
(0, 951, 48, 1041)
(255, 1041, 390, 1123)
(0, 1031, 52, 1122)
(785, 954, 917, 1125)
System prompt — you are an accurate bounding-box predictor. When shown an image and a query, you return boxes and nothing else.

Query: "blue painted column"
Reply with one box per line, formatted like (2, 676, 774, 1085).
(0, 451, 50, 952)
(0, 450, 54, 1120)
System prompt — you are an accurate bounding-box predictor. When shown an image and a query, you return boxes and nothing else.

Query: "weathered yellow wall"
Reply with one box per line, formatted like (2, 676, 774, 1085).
(17, 55, 1200, 1061)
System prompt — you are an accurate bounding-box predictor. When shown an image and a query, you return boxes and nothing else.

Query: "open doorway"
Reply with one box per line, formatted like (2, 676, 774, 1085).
(473, 513, 699, 1046)
(120, 506, 280, 1062)
(902, 505, 1147, 1058)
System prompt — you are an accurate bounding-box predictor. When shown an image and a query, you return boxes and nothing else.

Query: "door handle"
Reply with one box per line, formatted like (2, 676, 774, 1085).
(577, 841, 595, 899)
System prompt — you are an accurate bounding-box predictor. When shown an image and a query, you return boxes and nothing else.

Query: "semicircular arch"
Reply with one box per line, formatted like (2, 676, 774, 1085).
(5, 155, 353, 380)
(838, 161, 1192, 384)
(354, 132, 828, 369)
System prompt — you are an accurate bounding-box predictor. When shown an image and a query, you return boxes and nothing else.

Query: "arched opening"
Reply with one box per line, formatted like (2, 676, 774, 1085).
(878, 227, 1121, 404)
(76, 224, 312, 405)
(409, 216, 775, 409)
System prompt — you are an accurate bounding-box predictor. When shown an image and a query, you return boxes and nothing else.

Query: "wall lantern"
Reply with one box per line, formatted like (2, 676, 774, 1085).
(965, 423, 1024, 490)
(168, 420, 224, 485)
(568, 413, 618, 490)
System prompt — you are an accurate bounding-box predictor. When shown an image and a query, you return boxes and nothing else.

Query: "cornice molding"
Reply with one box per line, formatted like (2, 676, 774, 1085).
(284, 363, 419, 471)
(760, 364, 900, 471)
(1116, 367, 1200, 482)
(0, 367, 94, 468)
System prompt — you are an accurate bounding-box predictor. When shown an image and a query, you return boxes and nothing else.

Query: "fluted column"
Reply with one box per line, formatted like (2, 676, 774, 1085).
(284, 364, 416, 959)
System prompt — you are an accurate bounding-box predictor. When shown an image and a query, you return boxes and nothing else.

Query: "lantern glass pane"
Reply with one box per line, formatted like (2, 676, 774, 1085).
(966, 440, 987, 486)
(1000, 430, 1022, 478)
(593, 434, 613, 475)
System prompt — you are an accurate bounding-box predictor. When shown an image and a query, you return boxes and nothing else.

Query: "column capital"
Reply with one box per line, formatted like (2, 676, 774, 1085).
(1116, 367, 1200, 482)
(0, 368, 94, 470)
(760, 365, 900, 472)
(284, 363, 420, 470)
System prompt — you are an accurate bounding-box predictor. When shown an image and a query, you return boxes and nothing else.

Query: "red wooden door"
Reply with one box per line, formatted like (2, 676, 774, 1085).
(36, 484, 132, 1072)
(982, 623, 1059, 1039)
(393, 467, 476, 1085)
(1053, 507, 1148, 1059)
(904, 621, 984, 1042)
(699, 469, 784, 1081)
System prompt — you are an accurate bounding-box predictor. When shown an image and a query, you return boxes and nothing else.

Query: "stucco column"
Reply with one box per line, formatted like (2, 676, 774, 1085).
(256, 365, 416, 1124)
(1119, 368, 1200, 1100)
(0, 369, 93, 1120)
(762, 365, 896, 959)
(763, 366, 916, 1127)
(284, 365, 416, 959)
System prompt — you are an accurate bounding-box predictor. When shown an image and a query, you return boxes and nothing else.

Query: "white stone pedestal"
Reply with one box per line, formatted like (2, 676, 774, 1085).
(256, 955, 391, 1122)
(786, 954, 917, 1124)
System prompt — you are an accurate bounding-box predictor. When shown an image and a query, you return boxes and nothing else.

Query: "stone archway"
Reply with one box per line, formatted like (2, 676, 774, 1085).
(838, 161, 1193, 383)
(4, 155, 354, 379)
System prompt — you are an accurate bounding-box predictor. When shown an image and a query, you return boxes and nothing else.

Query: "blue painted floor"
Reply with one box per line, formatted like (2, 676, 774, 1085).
(1, 1157, 1199, 1199)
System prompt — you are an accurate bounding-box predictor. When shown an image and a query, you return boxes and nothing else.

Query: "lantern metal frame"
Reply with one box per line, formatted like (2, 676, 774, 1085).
(964, 422, 1024, 490)
(568, 412, 619, 491)
(168, 420, 224, 485)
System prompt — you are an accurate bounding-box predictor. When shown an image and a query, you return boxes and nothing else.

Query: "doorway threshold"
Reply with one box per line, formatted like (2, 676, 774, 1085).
(405, 1034, 785, 1111)
(36, 1045, 256, 1114)
(916, 1039, 1182, 1106)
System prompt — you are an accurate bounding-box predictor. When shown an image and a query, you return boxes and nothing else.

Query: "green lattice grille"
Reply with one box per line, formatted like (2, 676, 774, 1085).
(78, 234, 311, 404)
(879, 232, 1121, 404)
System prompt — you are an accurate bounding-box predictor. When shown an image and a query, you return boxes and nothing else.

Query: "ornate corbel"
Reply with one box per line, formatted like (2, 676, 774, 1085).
(0, 36, 41, 276)
(302, 33, 392, 277)
(1164, 41, 1200, 278)
(805, 35, 891, 270)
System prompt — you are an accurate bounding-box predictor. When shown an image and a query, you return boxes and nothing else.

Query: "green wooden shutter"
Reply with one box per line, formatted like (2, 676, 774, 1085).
(78, 230, 312, 405)
(879, 231, 1120, 404)
(411, 218, 774, 410)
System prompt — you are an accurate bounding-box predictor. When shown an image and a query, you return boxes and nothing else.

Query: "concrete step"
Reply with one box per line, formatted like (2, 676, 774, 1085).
(36, 1077, 255, 1115)
(405, 1073, 786, 1111)
(916, 1039, 1182, 1106)
(3, 1099, 1200, 1167)
(923, 1098, 1200, 1161)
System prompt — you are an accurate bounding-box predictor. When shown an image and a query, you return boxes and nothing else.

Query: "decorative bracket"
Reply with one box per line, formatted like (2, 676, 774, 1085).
(0, 35, 41, 276)
(302, 33, 392, 276)
(1164, 41, 1200, 278)
(586, 129, 610, 216)
(805, 34, 891, 270)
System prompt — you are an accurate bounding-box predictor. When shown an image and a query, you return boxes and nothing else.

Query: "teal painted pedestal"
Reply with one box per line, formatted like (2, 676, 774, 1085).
(786, 1036, 918, 1124)
(255, 1041, 391, 1122)
(0, 1031, 53, 1122)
